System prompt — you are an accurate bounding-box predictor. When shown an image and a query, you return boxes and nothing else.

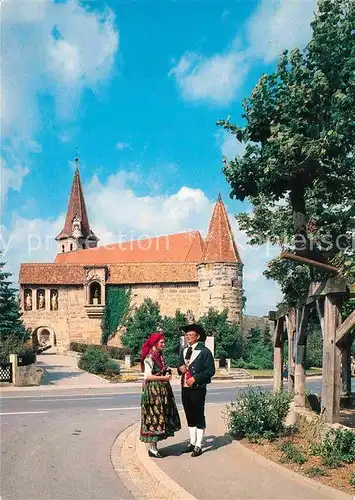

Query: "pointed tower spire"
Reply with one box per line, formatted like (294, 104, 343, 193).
(202, 195, 242, 263)
(56, 158, 98, 253)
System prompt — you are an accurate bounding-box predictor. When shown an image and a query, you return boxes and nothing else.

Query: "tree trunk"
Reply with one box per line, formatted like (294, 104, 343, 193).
(290, 182, 309, 252)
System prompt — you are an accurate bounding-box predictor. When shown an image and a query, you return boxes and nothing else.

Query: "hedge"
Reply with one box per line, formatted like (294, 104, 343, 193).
(70, 342, 132, 360)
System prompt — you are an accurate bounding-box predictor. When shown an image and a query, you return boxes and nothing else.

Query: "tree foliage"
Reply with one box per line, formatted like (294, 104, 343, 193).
(101, 286, 131, 345)
(0, 260, 29, 361)
(198, 308, 243, 360)
(218, 0, 355, 306)
(121, 298, 162, 358)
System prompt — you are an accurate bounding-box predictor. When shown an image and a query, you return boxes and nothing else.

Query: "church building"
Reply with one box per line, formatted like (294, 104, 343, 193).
(19, 165, 244, 352)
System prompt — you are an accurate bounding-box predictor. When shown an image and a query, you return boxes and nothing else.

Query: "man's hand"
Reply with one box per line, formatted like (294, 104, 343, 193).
(186, 377, 195, 387)
(179, 365, 187, 374)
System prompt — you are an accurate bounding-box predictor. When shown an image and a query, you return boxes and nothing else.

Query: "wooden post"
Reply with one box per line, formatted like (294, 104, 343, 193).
(286, 310, 296, 392)
(294, 345, 306, 407)
(273, 346, 283, 393)
(293, 305, 310, 408)
(341, 340, 352, 398)
(273, 318, 284, 394)
(321, 294, 342, 424)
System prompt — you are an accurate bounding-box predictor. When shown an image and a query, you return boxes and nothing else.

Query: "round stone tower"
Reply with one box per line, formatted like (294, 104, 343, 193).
(197, 195, 243, 323)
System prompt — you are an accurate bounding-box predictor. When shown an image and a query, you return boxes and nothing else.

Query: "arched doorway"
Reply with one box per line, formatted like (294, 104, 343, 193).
(34, 326, 56, 350)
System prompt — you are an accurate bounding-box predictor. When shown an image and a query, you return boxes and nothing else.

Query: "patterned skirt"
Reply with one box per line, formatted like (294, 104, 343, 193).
(140, 380, 181, 442)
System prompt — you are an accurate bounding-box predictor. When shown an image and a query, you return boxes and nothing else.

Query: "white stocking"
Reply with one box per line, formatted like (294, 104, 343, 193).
(195, 428, 204, 448)
(188, 426, 197, 445)
(148, 442, 158, 452)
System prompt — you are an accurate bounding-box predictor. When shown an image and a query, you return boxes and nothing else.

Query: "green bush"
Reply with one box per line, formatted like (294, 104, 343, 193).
(78, 347, 112, 375)
(349, 471, 355, 487)
(280, 442, 307, 464)
(240, 327, 274, 370)
(199, 308, 243, 360)
(304, 466, 327, 478)
(225, 387, 292, 441)
(104, 359, 121, 377)
(70, 342, 131, 360)
(314, 428, 355, 468)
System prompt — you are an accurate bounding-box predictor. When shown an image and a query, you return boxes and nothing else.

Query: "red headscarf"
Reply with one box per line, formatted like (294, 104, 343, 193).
(140, 332, 165, 371)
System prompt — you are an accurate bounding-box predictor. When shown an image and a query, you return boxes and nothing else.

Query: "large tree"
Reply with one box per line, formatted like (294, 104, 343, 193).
(0, 260, 29, 361)
(218, 0, 354, 307)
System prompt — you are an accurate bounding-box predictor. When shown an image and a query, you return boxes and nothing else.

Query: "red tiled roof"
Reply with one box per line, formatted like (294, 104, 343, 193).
(19, 264, 85, 285)
(201, 195, 242, 263)
(19, 263, 197, 285)
(56, 167, 97, 241)
(54, 231, 204, 265)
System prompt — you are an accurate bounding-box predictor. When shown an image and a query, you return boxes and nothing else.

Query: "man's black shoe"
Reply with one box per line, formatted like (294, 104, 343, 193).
(191, 446, 203, 457)
(183, 443, 195, 453)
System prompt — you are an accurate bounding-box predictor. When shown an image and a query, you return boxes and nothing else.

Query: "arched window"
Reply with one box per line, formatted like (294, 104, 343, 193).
(70, 243, 73, 251)
(89, 282, 101, 305)
(62, 245, 65, 253)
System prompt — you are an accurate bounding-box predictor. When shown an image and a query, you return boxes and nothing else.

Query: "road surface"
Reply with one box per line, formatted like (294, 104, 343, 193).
(1, 380, 322, 500)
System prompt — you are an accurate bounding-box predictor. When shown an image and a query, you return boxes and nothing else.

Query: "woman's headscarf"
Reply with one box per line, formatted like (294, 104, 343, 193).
(140, 332, 165, 371)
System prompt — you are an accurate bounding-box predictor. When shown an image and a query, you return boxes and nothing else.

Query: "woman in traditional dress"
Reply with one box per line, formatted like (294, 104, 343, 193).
(140, 332, 181, 458)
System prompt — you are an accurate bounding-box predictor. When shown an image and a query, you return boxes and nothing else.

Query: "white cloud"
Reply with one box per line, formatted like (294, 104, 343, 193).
(170, 0, 317, 104)
(247, 0, 317, 63)
(0, 157, 30, 209)
(169, 51, 249, 105)
(115, 142, 130, 151)
(3, 170, 282, 315)
(216, 130, 246, 161)
(0, 0, 118, 187)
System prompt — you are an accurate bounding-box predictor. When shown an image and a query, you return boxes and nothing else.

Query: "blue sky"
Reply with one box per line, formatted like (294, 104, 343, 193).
(1, 0, 317, 315)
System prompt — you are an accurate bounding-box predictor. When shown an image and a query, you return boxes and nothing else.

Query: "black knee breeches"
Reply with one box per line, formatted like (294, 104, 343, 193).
(182, 387, 207, 429)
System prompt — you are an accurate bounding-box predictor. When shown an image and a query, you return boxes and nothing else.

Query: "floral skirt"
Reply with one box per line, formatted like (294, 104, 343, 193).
(140, 381, 181, 443)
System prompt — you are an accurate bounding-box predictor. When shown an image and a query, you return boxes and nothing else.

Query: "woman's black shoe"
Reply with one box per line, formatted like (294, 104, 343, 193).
(148, 450, 163, 458)
(191, 446, 203, 457)
(183, 443, 195, 453)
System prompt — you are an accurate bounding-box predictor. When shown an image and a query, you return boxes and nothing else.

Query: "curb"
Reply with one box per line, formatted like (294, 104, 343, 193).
(111, 421, 197, 500)
(232, 439, 353, 500)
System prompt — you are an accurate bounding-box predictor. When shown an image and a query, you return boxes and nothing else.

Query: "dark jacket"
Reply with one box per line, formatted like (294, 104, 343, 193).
(178, 342, 215, 388)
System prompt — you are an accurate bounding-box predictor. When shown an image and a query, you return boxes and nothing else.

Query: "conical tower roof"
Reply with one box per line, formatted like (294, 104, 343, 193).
(201, 195, 242, 263)
(56, 166, 97, 241)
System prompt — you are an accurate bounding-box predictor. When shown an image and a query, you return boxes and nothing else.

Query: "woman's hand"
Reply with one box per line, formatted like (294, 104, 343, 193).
(162, 374, 172, 381)
(179, 365, 187, 374)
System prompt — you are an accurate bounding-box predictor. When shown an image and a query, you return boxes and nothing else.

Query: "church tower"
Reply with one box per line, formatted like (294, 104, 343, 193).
(55, 159, 99, 253)
(197, 194, 243, 323)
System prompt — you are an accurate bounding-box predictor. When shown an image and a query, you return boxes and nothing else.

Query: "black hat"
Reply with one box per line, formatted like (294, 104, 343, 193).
(181, 323, 207, 342)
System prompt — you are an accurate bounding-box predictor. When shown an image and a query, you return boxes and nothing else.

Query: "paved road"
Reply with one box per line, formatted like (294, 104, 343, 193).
(0, 380, 322, 500)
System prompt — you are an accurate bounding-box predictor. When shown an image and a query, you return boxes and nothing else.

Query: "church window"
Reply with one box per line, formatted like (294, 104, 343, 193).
(62, 245, 65, 253)
(70, 243, 73, 251)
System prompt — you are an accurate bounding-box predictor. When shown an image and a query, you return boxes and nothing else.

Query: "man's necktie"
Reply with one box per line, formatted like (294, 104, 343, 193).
(185, 346, 193, 361)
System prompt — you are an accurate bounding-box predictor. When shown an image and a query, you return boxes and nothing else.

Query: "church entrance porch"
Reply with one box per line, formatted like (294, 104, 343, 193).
(33, 327, 56, 350)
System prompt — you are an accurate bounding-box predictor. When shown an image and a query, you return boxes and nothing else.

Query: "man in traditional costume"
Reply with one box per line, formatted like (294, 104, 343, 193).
(178, 323, 215, 457)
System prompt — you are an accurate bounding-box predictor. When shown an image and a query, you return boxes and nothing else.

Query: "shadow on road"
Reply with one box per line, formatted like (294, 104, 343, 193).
(160, 433, 233, 457)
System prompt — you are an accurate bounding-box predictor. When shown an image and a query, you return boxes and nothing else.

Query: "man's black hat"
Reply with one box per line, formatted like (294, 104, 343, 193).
(181, 323, 207, 342)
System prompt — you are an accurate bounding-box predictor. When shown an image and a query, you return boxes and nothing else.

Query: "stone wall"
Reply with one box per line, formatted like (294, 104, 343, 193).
(21, 282, 200, 351)
(130, 283, 199, 318)
(242, 314, 274, 337)
(197, 262, 243, 323)
(21, 285, 102, 352)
